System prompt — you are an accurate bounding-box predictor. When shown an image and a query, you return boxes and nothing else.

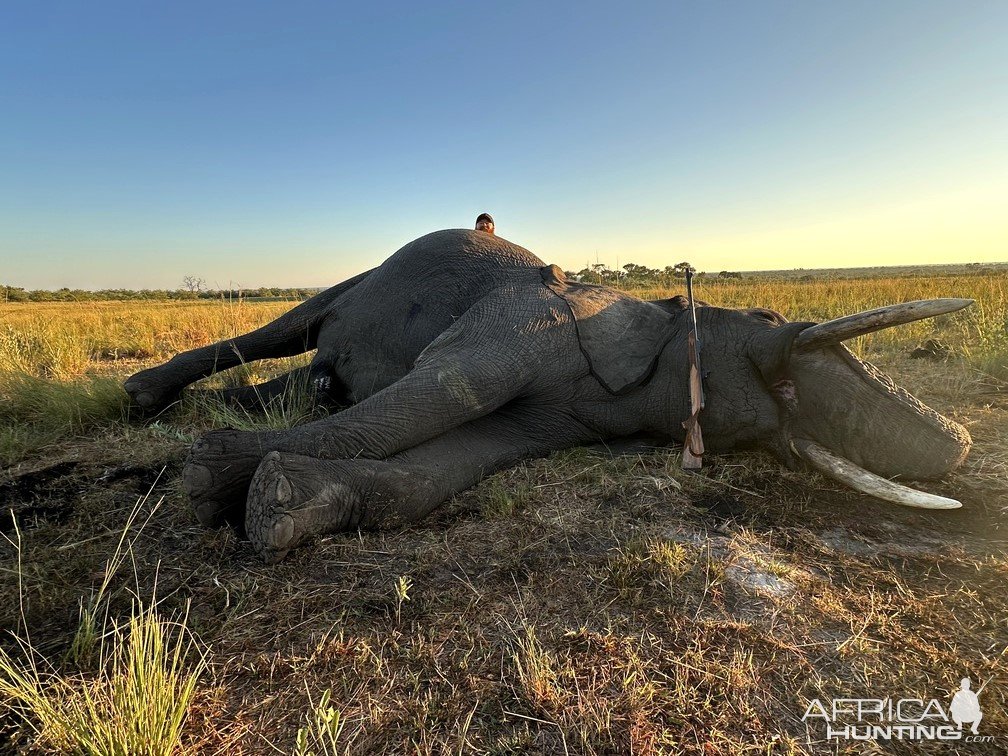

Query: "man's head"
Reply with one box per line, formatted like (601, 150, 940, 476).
(475, 213, 494, 235)
(962, 678, 972, 690)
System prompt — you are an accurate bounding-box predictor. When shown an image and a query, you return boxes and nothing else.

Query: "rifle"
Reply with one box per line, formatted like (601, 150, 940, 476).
(680, 263, 705, 469)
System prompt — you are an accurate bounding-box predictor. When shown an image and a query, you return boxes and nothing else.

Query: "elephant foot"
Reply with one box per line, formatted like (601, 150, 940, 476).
(245, 452, 363, 564)
(124, 367, 185, 414)
(184, 429, 268, 528)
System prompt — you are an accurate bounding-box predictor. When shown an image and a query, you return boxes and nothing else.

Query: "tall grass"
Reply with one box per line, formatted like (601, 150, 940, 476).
(634, 272, 1007, 319)
(3, 275, 1004, 380)
(0, 299, 302, 463)
(2, 274, 1003, 382)
(0, 604, 203, 756)
(185, 359, 322, 431)
(1, 299, 293, 380)
(0, 373, 129, 429)
(639, 272, 1008, 378)
(0, 373, 130, 464)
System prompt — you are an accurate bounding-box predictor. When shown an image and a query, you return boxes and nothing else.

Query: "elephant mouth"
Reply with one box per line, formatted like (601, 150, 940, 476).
(771, 299, 973, 509)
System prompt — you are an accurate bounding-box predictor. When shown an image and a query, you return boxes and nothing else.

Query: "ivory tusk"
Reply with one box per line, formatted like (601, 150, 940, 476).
(794, 299, 974, 352)
(790, 438, 962, 509)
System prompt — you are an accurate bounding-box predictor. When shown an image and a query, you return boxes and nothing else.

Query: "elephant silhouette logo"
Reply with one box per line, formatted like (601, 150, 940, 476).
(950, 677, 984, 735)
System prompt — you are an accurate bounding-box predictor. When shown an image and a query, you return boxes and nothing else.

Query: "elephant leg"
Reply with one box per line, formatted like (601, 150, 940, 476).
(245, 407, 589, 562)
(124, 268, 374, 413)
(207, 366, 312, 410)
(184, 355, 527, 526)
(184, 288, 563, 526)
(209, 359, 348, 412)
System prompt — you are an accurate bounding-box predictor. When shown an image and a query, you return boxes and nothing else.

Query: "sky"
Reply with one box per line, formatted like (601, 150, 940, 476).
(1, 1, 1006, 290)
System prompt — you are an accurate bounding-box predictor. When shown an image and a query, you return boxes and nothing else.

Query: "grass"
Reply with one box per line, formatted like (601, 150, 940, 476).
(2, 270, 1005, 383)
(0, 299, 293, 380)
(0, 495, 205, 756)
(181, 361, 322, 431)
(293, 688, 349, 756)
(0, 301, 322, 462)
(640, 271, 1008, 379)
(0, 270, 1003, 468)
(476, 472, 538, 519)
(604, 537, 696, 603)
(0, 268, 1006, 753)
(0, 604, 202, 756)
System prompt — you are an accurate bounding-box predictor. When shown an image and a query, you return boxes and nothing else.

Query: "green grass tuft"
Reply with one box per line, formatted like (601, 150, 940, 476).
(0, 604, 204, 756)
(0, 495, 206, 756)
(293, 688, 349, 756)
(474, 472, 537, 519)
(184, 367, 323, 431)
(0, 373, 130, 430)
(0, 373, 131, 464)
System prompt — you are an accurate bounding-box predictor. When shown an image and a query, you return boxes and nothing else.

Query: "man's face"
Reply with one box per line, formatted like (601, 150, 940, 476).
(476, 218, 494, 234)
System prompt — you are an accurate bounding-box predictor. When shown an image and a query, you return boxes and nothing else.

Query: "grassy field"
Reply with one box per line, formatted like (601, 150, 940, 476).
(1, 271, 1006, 754)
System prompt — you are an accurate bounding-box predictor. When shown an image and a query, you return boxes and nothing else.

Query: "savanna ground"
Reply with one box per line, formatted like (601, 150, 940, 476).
(1, 270, 1006, 755)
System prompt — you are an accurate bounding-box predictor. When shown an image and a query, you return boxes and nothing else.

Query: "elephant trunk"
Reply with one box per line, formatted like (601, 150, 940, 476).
(787, 344, 971, 481)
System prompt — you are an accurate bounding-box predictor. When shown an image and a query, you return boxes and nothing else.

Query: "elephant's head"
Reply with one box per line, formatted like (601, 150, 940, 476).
(683, 299, 972, 508)
(543, 266, 972, 509)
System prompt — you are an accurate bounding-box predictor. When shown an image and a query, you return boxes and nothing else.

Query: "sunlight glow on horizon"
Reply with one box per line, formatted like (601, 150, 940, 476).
(1, 1, 1006, 289)
(559, 179, 1008, 276)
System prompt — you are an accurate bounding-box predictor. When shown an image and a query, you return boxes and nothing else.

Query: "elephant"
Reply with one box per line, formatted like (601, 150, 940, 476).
(124, 229, 973, 563)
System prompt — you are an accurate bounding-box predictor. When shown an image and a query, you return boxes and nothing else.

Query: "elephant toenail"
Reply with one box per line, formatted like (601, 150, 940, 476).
(183, 464, 213, 495)
(194, 501, 221, 526)
(270, 515, 295, 549)
(275, 475, 292, 503)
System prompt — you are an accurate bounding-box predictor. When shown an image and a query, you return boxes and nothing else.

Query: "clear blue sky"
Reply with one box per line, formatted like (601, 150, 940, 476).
(2, 1, 1006, 289)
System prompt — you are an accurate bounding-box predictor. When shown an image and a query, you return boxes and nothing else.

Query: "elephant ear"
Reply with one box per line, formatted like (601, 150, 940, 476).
(541, 264, 674, 394)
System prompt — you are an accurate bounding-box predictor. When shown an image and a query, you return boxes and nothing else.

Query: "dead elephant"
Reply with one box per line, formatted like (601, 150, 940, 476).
(124, 229, 972, 562)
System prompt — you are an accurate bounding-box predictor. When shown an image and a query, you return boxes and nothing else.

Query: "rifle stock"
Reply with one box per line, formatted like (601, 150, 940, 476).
(682, 330, 704, 469)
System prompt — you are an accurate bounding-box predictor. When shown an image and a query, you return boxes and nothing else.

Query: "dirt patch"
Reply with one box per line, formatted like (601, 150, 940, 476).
(0, 458, 181, 536)
(96, 461, 181, 494)
(0, 461, 82, 533)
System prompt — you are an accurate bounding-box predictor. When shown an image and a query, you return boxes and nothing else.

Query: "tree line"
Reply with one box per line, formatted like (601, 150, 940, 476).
(0, 285, 322, 303)
(2, 264, 752, 303)
(566, 263, 742, 286)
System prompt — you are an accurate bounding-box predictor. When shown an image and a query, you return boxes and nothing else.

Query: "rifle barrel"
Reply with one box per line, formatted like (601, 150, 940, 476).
(685, 267, 704, 409)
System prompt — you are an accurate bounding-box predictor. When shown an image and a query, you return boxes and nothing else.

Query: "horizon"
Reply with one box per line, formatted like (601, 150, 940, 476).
(2, 2, 1006, 289)
(4, 255, 1006, 294)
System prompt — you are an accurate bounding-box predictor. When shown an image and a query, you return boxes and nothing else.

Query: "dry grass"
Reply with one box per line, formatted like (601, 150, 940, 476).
(0, 299, 294, 380)
(1, 271, 1005, 381)
(640, 272, 1008, 379)
(0, 270, 1006, 754)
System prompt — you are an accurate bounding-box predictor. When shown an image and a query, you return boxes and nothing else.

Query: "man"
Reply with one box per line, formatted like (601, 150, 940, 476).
(475, 213, 494, 235)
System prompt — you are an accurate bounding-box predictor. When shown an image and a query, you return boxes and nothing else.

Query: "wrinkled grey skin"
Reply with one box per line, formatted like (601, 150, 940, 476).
(125, 229, 971, 562)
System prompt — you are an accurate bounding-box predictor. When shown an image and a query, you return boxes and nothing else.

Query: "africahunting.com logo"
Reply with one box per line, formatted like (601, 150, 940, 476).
(801, 676, 994, 744)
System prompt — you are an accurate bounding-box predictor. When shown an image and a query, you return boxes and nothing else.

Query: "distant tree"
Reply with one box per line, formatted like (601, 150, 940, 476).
(591, 263, 610, 284)
(671, 262, 694, 279)
(1, 285, 28, 302)
(183, 275, 205, 294)
(621, 263, 659, 282)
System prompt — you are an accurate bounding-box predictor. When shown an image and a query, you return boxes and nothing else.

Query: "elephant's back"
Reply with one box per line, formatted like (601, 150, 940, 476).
(319, 229, 547, 401)
(353, 228, 546, 312)
(384, 228, 546, 277)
